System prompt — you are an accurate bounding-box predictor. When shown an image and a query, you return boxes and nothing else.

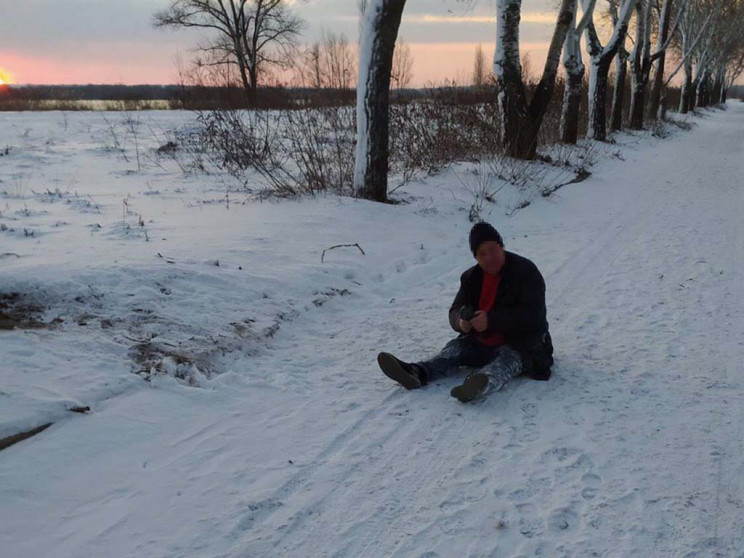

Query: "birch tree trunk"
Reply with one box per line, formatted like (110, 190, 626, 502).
(647, 0, 674, 120)
(610, 49, 628, 132)
(711, 72, 723, 105)
(689, 77, 699, 111)
(560, 48, 585, 143)
(584, 0, 634, 141)
(353, 0, 406, 202)
(628, 0, 649, 130)
(495, 0, 575, 158)
(587, 55, 614, 140)
(679, 61, 693, 113)
(560, 0, 596, 144)
(494, 0, 532, 158)
(696, 72, 709, 108)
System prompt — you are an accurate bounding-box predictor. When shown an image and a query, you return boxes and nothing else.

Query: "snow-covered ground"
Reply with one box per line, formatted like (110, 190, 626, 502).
(1, 103, 743, 557)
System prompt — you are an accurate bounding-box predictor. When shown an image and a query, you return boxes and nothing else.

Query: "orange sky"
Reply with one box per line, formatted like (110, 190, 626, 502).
(0, 1, 558, 87)
(1, 2, 731, 88)
(0, 42, 552, 88)
(0, 50, 183, 86)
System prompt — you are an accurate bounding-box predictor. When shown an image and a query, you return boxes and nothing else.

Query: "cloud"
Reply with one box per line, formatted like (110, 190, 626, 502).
(410, 13, 559, 25)
(335, 11, 558, 25)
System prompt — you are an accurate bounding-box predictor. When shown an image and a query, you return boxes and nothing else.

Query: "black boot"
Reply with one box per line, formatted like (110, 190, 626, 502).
(450, 373, 489, 403)
(377, 352, 426, 390)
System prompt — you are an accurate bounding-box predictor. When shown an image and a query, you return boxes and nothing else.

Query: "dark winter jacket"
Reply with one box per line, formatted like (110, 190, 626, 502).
(448, 251, 554, 380)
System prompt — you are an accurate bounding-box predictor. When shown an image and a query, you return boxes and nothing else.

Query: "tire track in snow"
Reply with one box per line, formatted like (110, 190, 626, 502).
(225, 388, 405, 541)
(226, 257, 529, 555)
(226, 105, 744, 557)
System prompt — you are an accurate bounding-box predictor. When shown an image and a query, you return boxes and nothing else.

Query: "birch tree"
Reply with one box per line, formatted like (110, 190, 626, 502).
(354, 0, 407, 202)
(583, 0, 635, 140)
(722, 50, 744, 102)
(647, 0, 680, 120)
(609, 46, 629, 132)
(627, 0, 682, 128)
(560, 0, 597, 143)
(690, 10, 718, 110)
(609, 0, 632, 133)
(672, 0, 718, 113)
(628, 0, 651, 129)
(699, 1, 744, 106)
(494, 0, 576, 159)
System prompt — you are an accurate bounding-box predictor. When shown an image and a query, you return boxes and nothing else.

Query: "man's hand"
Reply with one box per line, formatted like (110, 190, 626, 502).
(470, 310, 488, 333)
(458, 318, 473, 333)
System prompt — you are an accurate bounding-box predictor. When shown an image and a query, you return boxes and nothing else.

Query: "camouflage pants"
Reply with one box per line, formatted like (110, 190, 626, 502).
(416, 336, 523, 393)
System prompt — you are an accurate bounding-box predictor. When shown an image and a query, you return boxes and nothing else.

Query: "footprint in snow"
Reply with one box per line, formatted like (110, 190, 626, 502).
(548, 506, 579, 533)
(516, 502, 542, 538)
(581, 472, 603, 500)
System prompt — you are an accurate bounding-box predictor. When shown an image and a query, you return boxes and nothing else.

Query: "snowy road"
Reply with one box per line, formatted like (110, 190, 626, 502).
(1, 103, 744, 558)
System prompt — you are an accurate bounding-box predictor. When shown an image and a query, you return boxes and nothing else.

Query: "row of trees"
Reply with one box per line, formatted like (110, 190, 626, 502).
(153, 1, 744, 203)
(355, 0, 744, 201)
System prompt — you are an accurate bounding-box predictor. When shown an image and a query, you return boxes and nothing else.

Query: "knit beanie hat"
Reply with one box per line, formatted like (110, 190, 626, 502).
(469, 222, 504, 256)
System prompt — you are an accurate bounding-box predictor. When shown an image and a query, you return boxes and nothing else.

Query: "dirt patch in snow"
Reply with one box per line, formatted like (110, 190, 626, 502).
(0, 292, 51, 330)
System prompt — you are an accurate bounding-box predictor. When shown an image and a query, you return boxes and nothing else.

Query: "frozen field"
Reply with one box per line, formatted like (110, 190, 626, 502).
(1, 103, 743, 557)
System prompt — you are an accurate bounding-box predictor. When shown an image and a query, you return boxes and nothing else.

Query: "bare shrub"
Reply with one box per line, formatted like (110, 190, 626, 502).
(122, 111, 143, 171)
(388, 83, 502, 183)
(298, 31, 356, 90)
(650, 118, 672, 138)
(196, 105, 355, 196)
(100, 114, 129, 162)
(538, 140, 601, 176)
(455, 163, 505, 222)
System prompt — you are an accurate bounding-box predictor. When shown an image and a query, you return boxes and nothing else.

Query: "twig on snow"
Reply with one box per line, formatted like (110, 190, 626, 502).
(321, 243, 366, 263)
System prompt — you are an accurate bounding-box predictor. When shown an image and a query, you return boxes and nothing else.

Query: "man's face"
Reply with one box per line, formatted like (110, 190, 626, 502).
(475, 241, 505, 275)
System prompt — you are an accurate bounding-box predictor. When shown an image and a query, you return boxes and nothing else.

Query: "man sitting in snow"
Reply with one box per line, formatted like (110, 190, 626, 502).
(377, 222, 553, 403)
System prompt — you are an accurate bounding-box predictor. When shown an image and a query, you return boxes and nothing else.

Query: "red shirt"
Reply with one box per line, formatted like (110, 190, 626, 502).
(477, 272, 506, 346)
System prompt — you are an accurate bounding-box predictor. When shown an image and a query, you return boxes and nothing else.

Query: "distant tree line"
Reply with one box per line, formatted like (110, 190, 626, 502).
(1, 85, 185, 102)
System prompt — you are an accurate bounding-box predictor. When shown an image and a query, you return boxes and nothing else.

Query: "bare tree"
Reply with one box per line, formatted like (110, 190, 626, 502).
(560, 0, 597, 143)
(647, 0, 680, 120)
(609, 42, 629, 133)
(473, 44, 488, 86)
(325, 31, 357, 90)
(666, 0, 714, 113)
(391, 39, 414, 89)
(627, 0, 649, 129)
(493, 0, 577, 159)
(306, 42, 324, 88)
(301, 31, 356, 90)
(153, 0, 305, 101)
(582, 0, 635, 141)
(354, 0, 407, 202)
(627, 0, 683, 128)
(723, 50, 744, 101)
(659, 0, 744, 114)
(701, 0, 744, 106)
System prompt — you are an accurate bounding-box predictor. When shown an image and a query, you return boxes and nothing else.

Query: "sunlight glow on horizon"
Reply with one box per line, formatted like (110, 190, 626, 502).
(0, 68, 12, 85)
